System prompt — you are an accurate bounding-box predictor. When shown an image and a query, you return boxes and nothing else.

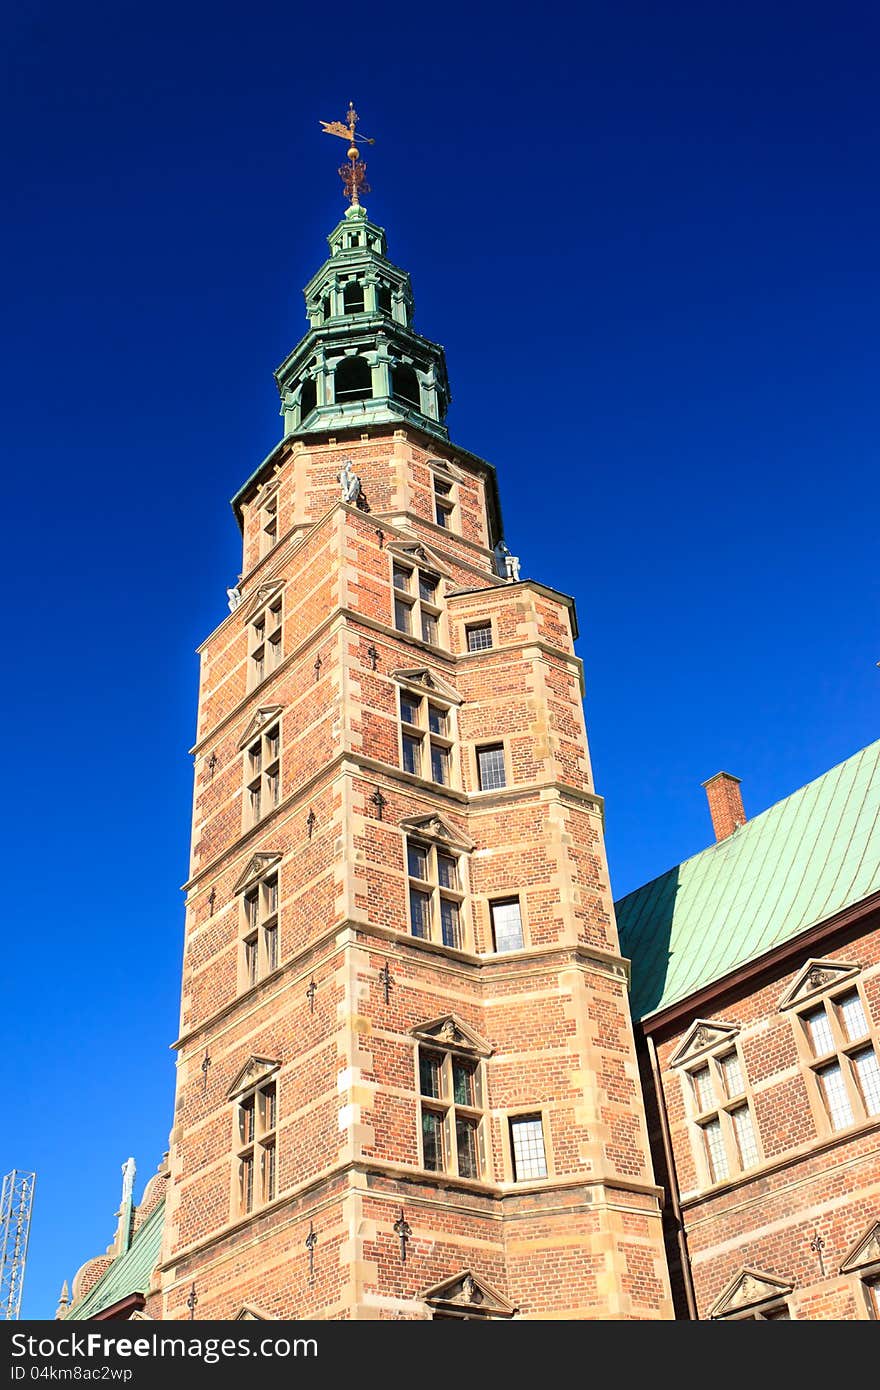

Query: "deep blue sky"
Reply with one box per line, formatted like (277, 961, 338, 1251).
(2, 1, 877, 1318)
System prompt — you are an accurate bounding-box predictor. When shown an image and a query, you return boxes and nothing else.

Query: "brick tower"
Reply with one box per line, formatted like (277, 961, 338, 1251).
(159, 165, 673, 1319)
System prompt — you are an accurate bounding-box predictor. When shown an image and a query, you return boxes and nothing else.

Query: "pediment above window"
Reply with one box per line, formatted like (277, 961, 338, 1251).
(234, 1303, 273, 1320)
(421, 1269, 515, 1317)
(391, 668, 462, 703)
(233, 852, 282, 894)
(129, 1311, 153, 1321)
(226, 1055, 280, 1100)
(238, 706, 283, 750)
(385, 539, 453, 579)
(426, 456, 466, 483)
(243, 579, 285, 621)
(778, 958, 861, 1010)
(840, 1222, 880, 1275)
(669, 1019, 741, 1067)
(398, 813, 474, 852)
(410, 1013, 492, 1057)
(709, 1267, 793, 1319)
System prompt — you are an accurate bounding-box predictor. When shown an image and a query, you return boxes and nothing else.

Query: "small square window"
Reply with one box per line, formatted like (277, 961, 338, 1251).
(466, 622, 493, 652)
(393, 564, 412, 593)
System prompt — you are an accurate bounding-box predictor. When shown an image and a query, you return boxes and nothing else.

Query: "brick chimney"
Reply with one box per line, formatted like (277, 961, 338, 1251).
(702, 771, 747, 842)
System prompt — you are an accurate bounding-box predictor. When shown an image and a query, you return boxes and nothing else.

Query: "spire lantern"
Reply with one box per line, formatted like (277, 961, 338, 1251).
(273, 105, 451, 442)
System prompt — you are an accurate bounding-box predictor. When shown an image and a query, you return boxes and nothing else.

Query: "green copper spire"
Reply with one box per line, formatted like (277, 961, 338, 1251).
(275, 205, 451, 440)
(275, 107, 451, 441)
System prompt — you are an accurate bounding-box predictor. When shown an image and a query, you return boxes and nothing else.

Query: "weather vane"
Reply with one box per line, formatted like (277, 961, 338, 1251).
(320, 101, 375, 207)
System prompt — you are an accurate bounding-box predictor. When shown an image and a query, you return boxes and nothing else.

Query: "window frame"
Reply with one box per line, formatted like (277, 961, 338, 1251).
(391, 559, 444, 647)
(679, 1040, 761, 1189)
(506, 1110, 551, 1183)
(416, 1042, 486, 1181)
(248, 595, 283, 690)
(789, 976, 880, 1137)
(233, 1075, 278, 1219)
(239, 868, 280, 991)
(257, 488, 279, 559)
(488, 896, 526, 954)
(405, 836, 467, 949)
(464, 620, 494, 653)
(431, 470, 457, 531)
(244, 721, 281, 828)
(397, 686, 456, 789)
(475, 741, 508, 793)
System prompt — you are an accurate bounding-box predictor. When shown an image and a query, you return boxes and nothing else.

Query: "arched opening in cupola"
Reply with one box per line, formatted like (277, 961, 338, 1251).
(335, 356, 373, 403)
(377, 284, 392, 314)
(322, 295, 332, 321)
(343, 281, 365, 314)
(391, 363, 421, 410)
(299, 376, 317, 422)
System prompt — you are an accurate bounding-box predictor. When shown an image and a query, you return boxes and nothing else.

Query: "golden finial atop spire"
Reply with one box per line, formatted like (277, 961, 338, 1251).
(319, 101, 375, 207)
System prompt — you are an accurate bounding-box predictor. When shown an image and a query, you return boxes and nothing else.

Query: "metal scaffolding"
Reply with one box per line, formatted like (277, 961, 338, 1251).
(0, 1170, 36, 1319)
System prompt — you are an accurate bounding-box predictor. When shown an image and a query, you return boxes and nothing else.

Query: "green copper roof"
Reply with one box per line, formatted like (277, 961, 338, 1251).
(617, 740, 880, 1021)
(66, 1200, 164, 1320)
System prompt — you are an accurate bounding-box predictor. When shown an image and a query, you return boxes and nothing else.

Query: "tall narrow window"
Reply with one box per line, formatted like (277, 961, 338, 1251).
(490, 898, 524, 953)
(433, 474, 455, 529)
(236, 1078, 277, 1217)
(793, 980, 880, 1133)
(391, 560, 443, 645)
(509, 1115, 548, 1181)
(683, 1042, 760, 1186)
(476, 743, 506, 791)
(258, 491, 278, 558)
(418, 1044, 484, 1179)
(241, 872, 280, 989)
(249, 598, 282, 688)
(246, 722, 281, 826)
(406, 838, 465, 948)
(398, 688, 454, 787)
